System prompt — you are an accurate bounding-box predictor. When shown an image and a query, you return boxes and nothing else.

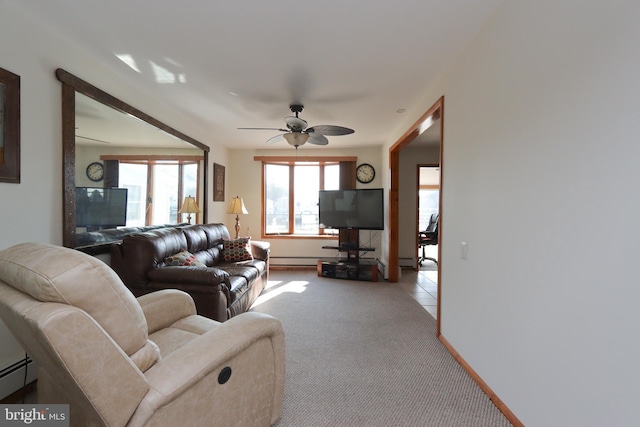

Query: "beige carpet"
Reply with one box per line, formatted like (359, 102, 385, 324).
(251, 270, 511, 427)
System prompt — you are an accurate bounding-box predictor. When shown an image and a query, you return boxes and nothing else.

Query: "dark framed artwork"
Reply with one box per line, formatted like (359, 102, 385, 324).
(0, 67, 20, 183)
(213, 163, 225, 201)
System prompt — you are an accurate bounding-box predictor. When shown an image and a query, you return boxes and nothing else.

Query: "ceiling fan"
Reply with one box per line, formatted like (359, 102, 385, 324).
(238, 104, 354, 148)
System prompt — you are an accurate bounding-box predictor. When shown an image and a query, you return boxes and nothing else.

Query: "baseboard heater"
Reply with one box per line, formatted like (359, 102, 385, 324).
(0, 356, 38, 401)
(270, 256, 320, 267)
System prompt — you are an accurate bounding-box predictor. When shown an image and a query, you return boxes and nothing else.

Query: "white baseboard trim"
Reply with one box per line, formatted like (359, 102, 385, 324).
(0, 357, 38, 400)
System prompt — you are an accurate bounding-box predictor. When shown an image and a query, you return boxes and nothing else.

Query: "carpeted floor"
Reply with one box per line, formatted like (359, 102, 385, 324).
(251, 270, 511, 427)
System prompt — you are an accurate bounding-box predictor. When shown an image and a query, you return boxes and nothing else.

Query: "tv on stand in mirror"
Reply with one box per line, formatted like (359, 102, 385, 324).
(75, 187, 128, 231)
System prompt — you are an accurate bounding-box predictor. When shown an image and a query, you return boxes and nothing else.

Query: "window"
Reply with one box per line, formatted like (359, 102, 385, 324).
(119, 163, 147, 226)
(418, 188, 439, 230)
(103, 156, 202, 227)
(261, 158, 351, 236)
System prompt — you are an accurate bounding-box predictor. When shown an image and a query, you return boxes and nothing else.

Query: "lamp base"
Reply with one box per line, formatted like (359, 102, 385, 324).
(234, 215, 241, 239)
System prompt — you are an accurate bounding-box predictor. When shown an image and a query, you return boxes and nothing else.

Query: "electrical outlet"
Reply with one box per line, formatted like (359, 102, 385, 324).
(460, 242, 468, 260)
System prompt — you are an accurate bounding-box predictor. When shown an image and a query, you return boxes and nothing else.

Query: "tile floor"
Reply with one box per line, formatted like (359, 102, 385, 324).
(398, 261, 439, 319)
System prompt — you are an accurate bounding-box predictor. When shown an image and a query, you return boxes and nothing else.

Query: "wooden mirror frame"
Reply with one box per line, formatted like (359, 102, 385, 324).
(57, 68, 209, 248)
(0, 67, 20, 183)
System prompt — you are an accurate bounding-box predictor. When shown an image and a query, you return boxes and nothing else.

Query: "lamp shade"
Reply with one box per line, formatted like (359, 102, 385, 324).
(179, 196, 201, 214)
(283, 132, 310, 147)
(227, 196, 248, 215)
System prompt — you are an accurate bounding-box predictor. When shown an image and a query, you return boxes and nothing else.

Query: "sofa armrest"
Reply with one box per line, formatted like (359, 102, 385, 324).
(250, 240, 270, 261)
(137, 290, 197, 334)
(130, 312, 285, 426)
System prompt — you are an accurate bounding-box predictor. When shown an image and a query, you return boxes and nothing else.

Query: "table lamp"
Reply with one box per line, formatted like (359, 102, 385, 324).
(179, 195, 200, 224)
(227, 196, 248, 239)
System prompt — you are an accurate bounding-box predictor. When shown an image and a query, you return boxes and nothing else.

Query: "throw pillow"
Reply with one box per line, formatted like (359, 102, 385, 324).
(223, 238, 253, 262)
(165, 250, 205, 267)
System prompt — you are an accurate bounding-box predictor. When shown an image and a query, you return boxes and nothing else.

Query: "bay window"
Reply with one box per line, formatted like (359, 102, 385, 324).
(258, 157, 356, 237)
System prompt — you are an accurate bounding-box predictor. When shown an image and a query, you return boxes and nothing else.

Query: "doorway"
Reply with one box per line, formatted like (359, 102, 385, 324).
(417, 166, 440, 268)
(389, 96, 443, 333)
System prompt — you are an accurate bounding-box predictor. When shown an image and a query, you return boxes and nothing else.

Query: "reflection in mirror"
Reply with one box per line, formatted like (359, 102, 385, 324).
(75, 94, 203, 228)
(57, 69, 209, 251)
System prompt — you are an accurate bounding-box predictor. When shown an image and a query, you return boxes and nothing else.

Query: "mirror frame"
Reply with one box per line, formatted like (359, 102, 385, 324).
(57, 68, 209, 249)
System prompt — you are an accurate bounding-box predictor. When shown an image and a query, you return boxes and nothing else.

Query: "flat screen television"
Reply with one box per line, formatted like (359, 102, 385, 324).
(76, 187, 128, 228)
(318, 188, 384, 230)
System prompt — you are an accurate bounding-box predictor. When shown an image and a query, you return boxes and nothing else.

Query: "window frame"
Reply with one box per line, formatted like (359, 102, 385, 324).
(255, 156, 357, 239)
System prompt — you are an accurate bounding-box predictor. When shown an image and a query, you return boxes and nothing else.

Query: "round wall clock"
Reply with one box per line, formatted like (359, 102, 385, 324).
(356, 163, 375, 184)
(86, 162, 104, 182)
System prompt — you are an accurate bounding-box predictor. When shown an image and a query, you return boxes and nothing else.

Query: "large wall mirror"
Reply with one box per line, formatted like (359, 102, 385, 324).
(57, 68, 209, 250)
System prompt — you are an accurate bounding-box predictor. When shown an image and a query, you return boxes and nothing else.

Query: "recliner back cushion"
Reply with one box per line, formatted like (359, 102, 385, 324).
(0, 242, 149, 360)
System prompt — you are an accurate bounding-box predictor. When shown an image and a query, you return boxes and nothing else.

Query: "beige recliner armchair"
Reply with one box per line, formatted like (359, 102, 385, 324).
(0, 242, 285, 427)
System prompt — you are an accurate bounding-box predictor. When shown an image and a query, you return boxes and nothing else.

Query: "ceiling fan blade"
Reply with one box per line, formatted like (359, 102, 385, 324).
(238, 127, 289, 132)
(284, 116, 308, 131)
(76, 135, 111, 144)
(266, 134, 286, 145)
(307, 134, 329, 146)
(306, 125, 354, 136)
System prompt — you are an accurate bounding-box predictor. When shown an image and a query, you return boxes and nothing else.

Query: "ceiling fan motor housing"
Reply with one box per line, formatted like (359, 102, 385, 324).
(289, 104, 304, 116)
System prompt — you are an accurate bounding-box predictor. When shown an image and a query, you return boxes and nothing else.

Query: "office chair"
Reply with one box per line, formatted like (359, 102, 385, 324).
(418, 213, 439, 266)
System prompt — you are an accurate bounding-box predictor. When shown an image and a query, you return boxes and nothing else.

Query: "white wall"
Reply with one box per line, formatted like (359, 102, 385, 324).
(227, 147, 384, 265)
(0, 3, 222, 392)
(384, 1, 640, 425)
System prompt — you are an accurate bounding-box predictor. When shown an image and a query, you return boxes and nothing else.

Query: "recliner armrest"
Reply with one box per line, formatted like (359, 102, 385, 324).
(130, 312, 285, 426)
(137, 290, 197, 334)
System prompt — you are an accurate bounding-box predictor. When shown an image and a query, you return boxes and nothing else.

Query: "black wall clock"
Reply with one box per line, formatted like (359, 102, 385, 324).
(356, 163, 375, 184)
(86, 162, 104, 182)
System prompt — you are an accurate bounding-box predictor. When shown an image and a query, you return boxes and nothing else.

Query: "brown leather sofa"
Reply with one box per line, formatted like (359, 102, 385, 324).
(110, 223, 270, 322)
(0, 242, 284, 426)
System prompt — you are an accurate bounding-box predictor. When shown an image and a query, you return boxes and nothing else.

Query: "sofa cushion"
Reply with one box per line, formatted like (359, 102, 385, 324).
(165, 250, 205, 267)
(223, 238, 253, 262)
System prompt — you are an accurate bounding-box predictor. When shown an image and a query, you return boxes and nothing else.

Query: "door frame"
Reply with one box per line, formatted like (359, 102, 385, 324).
(388, 96, 443, 331)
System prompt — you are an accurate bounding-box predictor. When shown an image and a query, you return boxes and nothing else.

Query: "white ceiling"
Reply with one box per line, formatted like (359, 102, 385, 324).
(17, 0, 503, 151)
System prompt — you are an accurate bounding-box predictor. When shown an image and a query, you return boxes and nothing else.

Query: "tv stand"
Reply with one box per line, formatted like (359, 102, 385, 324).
(317, 258, 379, 282)
(317, 229, 378, 281)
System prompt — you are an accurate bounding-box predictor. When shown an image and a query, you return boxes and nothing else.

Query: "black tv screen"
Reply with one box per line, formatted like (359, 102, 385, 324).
(76, 187, 128, 228)
(318, 188, 384, 230)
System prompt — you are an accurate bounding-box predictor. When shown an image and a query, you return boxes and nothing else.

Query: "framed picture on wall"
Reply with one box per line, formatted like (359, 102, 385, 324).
(0, 67, 20, 183)
(213, 163, 225, 201)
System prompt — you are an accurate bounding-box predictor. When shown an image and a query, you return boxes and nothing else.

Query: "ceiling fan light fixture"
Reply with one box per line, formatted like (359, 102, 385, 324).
(239, 103, 354, 147)
(283, 132, 310, 147)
